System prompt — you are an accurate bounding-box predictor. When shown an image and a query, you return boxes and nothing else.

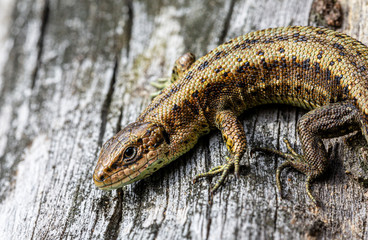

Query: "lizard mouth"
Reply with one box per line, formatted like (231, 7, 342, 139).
(93, 162, 150, 190)
(93, 177, 130, 190)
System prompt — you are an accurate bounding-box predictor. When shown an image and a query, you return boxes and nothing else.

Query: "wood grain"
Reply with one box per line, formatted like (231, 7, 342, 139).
(0, 0, 367, 239)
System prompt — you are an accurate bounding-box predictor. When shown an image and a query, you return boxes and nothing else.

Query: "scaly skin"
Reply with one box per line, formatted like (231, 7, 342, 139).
(93, 26, 368, 205)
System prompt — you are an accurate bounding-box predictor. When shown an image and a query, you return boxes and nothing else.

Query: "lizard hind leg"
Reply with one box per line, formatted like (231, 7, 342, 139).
(255, 138, 321, 205)
(193, 110, 247, 193)
(151, 52, 196, 98)
(255, 101, 362, 206)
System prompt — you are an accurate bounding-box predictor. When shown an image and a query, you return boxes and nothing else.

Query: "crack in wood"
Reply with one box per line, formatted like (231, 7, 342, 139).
(124, 0, 133, 58)
(31, 0, 49, 90)
(30, 187, 44, 240)
(98, 58, 119, 147)
(103, 190, 123, 240)
(218, 0, 236, 45)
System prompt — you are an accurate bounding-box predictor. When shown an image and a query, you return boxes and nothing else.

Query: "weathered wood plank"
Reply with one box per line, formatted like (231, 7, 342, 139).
(0, 0, 368, 239)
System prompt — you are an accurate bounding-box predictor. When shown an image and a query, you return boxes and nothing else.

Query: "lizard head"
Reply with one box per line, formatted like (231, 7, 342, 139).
(93, 122, 170, 190)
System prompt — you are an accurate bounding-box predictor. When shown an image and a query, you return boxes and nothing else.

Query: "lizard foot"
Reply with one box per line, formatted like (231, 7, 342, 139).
(150, 77, 172, 98)
(150, 52, 196, 99)
(193, 156, 240, 193)
(253, 138, 318, 206)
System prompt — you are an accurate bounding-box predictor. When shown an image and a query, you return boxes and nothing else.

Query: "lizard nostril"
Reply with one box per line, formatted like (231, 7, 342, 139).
(94, 171, 105, 182)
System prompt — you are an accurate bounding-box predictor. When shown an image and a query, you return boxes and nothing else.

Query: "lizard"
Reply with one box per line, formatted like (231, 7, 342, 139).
(93, 26, 368, 206)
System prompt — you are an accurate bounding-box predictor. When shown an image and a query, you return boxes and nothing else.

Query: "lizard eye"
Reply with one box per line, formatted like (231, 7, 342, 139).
(123, 146, 137, 163)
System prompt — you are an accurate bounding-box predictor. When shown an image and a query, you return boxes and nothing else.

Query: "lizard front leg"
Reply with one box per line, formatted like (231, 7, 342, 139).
(193, 110, 247, 193)
(255, 101, 363, 206)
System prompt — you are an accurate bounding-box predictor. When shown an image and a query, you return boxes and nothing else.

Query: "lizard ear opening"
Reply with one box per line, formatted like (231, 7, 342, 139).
(162, 128, 170, 144)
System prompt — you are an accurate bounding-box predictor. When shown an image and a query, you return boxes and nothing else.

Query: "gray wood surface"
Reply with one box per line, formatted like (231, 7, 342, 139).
(0, 0, 368, 239)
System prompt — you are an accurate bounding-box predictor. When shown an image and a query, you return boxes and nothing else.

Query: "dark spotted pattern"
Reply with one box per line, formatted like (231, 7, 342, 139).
(140, 26, 368, 125)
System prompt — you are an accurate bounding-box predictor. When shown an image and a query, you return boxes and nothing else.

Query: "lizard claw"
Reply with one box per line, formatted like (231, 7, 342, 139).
(193, 156, 241, 192)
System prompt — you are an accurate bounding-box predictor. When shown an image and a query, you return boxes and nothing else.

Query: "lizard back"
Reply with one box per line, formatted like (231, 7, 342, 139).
(140, 26, 368, 128)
